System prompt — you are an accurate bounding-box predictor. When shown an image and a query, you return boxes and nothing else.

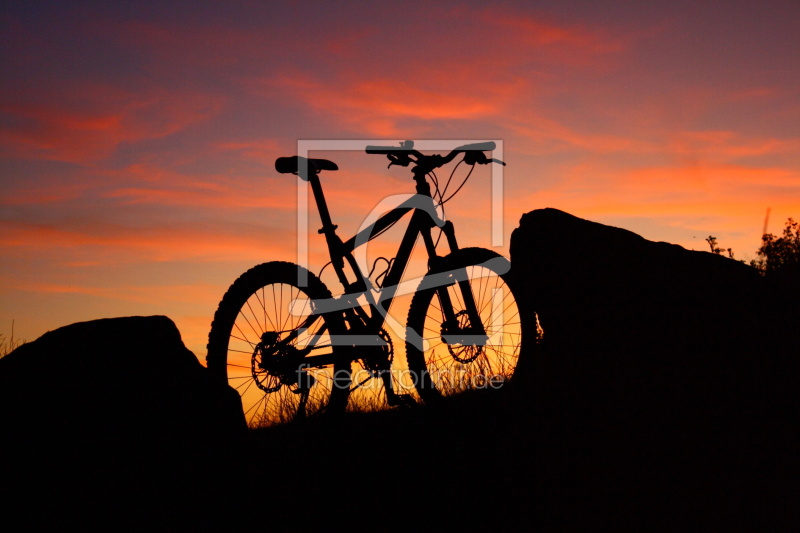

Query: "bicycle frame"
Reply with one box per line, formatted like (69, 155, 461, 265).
(289, 164, 486, 369)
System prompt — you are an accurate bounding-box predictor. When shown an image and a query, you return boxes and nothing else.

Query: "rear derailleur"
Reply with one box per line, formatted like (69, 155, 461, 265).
(252, 331, 315, 394)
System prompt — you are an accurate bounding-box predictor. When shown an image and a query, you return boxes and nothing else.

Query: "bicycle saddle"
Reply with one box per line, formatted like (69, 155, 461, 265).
(275, 156, 338, 180)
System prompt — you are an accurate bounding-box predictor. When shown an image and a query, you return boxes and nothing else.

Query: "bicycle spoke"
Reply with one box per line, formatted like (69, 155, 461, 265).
(406, 251, 522, 400)
(228, 348, 257, 356)
(236, 376, 257, 395)
(230, 332, 256, 346)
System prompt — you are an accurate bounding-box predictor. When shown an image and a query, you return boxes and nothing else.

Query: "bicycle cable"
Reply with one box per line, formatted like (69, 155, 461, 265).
(429, 169, 443, 206)
(424, 170, 445, 249)
(368, 256, 391, 280)
(318, 261, 332, 280)
(430, 158, 476, 249)
(436, 159, 460, 204)
(439, 160, 476, 206)
(372, 257, 394, 287)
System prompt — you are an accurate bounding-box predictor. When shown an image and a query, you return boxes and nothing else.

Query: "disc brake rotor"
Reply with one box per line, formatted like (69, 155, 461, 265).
(443, 311, 483, 364)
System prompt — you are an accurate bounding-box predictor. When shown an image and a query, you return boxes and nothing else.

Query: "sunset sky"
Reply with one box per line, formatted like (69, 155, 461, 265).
(2, 1, 798, 358)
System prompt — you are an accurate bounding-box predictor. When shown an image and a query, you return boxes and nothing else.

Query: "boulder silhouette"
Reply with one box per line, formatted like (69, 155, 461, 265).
(508, 208, 799, 528)
(0, 315, 245, 461)
(510, 208, 799, 407)
(0, 316, 247, 528)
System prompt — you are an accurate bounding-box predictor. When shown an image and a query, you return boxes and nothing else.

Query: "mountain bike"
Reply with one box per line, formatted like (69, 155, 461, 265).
(207, 141, 525, 427)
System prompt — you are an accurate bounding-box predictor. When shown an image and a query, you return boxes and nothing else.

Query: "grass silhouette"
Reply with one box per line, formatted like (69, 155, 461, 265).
(0, 321, 22, 358)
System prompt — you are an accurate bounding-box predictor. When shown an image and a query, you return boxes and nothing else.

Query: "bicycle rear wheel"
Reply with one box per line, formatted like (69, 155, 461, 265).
(405, 248, 523, 403)
(207, 262, 350, 427)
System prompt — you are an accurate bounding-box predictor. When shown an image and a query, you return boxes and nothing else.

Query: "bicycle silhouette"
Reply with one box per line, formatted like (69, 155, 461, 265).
(207, 141, 525, 427)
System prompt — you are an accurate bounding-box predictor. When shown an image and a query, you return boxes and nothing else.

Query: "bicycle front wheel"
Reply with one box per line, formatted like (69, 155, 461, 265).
(405, 248, 523, 403)
(207, 262, 349, 427)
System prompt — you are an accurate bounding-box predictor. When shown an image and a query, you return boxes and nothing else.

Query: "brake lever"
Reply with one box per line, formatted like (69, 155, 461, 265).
(463, 150, 506, 166)
(387, 153, 410, 168)
(463, 151, 484, 166)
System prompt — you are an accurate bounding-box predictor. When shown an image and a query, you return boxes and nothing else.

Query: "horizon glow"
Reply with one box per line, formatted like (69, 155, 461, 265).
(2, 1, 798, 358)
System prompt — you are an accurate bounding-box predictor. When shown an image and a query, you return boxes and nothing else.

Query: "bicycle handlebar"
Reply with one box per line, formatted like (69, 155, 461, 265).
(365, 141, 495, 156)
(365, 145, 413, 155)
(365, 140, 503, 171)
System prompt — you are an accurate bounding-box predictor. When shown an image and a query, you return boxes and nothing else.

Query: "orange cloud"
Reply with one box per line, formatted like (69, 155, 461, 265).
(249, 6, 624, 137)
(0, 85, 225, 163)
(12, 282, 221, 306)
(256, 74, 505, 137)
(0, 220, 296, 264)
(667, 131, 800, 161)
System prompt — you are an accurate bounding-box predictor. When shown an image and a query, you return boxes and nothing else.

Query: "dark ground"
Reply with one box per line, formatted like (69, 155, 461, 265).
(8, 381, 795, 531)
(3, 209, 798, 531)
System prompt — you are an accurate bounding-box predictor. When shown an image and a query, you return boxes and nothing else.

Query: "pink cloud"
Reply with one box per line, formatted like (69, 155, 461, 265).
(483, 8, 625, 59)
(0, 183, 87, 206)
(213, 139, 282, 166)
(508, 116, 658, 154)
(102, 183, 295, 211)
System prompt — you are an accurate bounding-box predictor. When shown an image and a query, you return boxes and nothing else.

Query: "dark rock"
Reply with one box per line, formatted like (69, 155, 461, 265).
(0, 315, 245, 465)
(510, 208, 797, 408)
(508, 208, 799, 528)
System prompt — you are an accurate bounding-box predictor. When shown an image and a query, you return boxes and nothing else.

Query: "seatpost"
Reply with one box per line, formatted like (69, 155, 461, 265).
(307, 171, 337, 235)
(306, 171, 349, 281)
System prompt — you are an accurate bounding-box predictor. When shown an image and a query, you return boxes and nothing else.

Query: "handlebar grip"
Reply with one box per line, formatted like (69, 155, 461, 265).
(454, 141, 496, 152)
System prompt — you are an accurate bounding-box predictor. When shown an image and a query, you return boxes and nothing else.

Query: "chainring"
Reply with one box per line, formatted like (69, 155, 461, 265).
(359, 328, 394, 378)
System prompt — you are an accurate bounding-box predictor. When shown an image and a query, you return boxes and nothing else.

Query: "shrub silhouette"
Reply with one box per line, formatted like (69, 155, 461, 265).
(708, 218, 799, 291)
(705, 235, 734, 258)
(751, 217, 800, 279)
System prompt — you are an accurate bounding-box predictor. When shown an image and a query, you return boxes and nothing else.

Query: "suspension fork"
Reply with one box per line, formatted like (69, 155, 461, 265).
(429, 221, 485, 337)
